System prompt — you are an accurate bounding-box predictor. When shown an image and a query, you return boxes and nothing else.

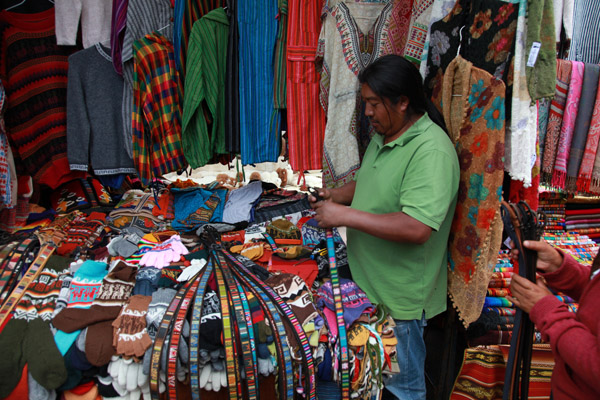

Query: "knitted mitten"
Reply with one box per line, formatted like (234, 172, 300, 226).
(142, 288, 176, 375)
(112, 295, 153, 358)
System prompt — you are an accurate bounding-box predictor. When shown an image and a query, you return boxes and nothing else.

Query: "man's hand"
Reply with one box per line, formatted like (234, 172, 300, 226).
(313, 201, 349, 228)
(507, 274, 553, 313)
(308, 187, 332, 205)
(523, 240, 563, 273)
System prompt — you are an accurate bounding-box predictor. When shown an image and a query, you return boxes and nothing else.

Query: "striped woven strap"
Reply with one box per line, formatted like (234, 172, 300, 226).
(222, 248, 316, 400)
(0, 241, 19, 298)
(214, 249, 257, 398)
(167, 274, 202, 400)
(150, 278, 196, 400)
(221, 249, 294, 399)
(189, 260, 214, 400)
(262, 232, 278, 251)
(213, 257, 241, 399)
(0, 237, 36, 302)
(327, 229, 350, 399)
(0, 243, 54, 326)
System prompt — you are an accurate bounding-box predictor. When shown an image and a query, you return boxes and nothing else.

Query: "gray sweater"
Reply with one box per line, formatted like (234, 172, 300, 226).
(67, 44, 137, 175)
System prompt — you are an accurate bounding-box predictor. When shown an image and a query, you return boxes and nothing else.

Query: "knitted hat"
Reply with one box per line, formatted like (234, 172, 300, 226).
(316, 279, 373, 328)
(54, 261, 108, 355)
(91, 262, 136, 307)
(157, 265, 183, 288)
(265, 219, 302, 245)
(265, 273, 319, 327)
(133, 267, 161, 296)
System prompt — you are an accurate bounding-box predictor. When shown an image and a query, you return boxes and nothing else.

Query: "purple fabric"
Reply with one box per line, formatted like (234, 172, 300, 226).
(110, 0, 130, 75)
(316, 278, 373, 328)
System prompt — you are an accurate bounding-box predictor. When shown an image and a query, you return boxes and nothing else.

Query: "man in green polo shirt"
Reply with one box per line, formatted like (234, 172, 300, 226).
(310, 55, 459, 400)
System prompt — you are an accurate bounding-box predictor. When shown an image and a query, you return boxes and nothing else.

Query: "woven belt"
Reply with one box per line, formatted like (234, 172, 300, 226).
(0, 242, 54, 326)
(214, 249, 257, 398)
(150, 277, 197, 400)
(0, 237, 37, 303)
(0, 241, 19, 299)
(222, 247, 316, 399)
(189, 260, 214, 400)
(167, 273, 202, 400)
(327, 229, 350, 399)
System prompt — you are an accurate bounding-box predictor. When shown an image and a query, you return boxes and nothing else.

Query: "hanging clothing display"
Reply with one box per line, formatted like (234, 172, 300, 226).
(286, 0, 325, 173)
(0, 80, 13, 208)
(120, 0, 174, 160)
(566, 64, 600, 191)
(66, 44, 136, 177)
(443, 56, 506, 327)
(552, 61, 584, 189)
(181, 8, 229, 168)
(423, 0, 518, 108)
(55, 0, 113, 48)
(174, 0, 225, 75)
(542, 59, 572, 182)
(505, 0, 537, 187)
(567, 0, 600, 63)
(110, 0, 129, 75)
(224, 0, 240, 153)
(419, 0, 459, 78)
(403, 0, 435, 65)
(131, 33, 186, 185)
(525, 0, 557, 102)
(238, 0, 281, 165)
(380, 0, 413, 56)
(554, 0, 574, 42)
(317, 1, 393, 188)
(585, 77, 600, 193)
(0, 8, 84, 189)
(273, 0, 288, 109)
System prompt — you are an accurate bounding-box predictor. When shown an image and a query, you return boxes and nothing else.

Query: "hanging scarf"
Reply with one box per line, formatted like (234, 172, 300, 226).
(542, 59, 572, 183)
(567, 63, 600, 191)
(442, 56, 506, 327)
(538, 98, 552, 165)
(588, 79, 600, 193)
(525, 0, 557, 101)
(505, 0, 537, 187)
(552, 61, 585, 189)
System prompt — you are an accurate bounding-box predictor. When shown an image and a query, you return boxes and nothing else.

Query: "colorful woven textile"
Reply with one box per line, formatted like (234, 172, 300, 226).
(443, 56, 506, 327)
(552, 61, 584, 189)
(317, 1, 392, 187)
(567, 64, 600, 191)
(109, 0, 129, 75)
(132, 33, 186, 185)
(286, 0, 326, 172)
(451, 345, 553, 400)
(273, 0, 288, 109)
(403, 0, 434, 65)
(577, 71, 600, 192)
(0, 9, 84, 189)
(238, 0, 281, 165)
(181, 8, 229, 168)
(380, 0, 413, 56)
(424, 0, 519, 108)
(542, 60, 572, 182)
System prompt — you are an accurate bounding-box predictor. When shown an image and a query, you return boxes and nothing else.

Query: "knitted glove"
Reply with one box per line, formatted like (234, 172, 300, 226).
(107, 356, 150, 400)
(139, 235, 189, 269)
(198, 363, 228, 392)
(257, 357, 275, 376)
(112, 295, 153, 358)
(177, 259, 206, 282)
(133, 267, 161, 296)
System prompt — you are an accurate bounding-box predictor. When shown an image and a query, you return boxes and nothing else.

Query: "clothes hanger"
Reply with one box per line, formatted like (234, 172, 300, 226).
(451, 25, 467, 98)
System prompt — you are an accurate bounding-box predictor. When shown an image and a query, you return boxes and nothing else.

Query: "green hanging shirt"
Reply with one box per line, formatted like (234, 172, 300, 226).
(181, 8, 229, 168)
(347, 113, 460, 320)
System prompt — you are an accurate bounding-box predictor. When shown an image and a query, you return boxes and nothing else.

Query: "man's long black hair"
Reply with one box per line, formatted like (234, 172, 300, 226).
(358, 54, 448, 133)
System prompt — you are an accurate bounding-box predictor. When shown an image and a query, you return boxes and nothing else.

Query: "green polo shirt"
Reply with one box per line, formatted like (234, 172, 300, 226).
(346, 113, 459, 320)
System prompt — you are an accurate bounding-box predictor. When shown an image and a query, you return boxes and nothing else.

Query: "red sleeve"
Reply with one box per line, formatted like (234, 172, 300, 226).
(539, 250, 591, 301)
(530, 294, 600, 393)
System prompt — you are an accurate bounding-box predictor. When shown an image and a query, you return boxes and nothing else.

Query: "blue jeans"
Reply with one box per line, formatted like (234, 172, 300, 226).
(383, 313, 427, 400)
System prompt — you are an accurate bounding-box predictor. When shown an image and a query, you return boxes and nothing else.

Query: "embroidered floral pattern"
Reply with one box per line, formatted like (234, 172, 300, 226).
(430, 30, 450, 67)
(486, 20, 517, 64)
(494, 3, 515, 25)
(484, 96, 505, 130)
(470, 9, 492, 39)
(470, 133, 488, 157)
